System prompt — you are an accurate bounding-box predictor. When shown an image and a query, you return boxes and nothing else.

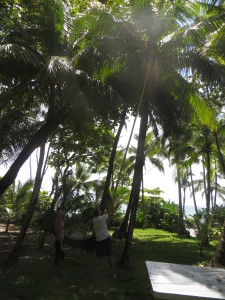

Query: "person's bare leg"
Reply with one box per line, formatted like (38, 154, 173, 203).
(109, 255, 116, 278)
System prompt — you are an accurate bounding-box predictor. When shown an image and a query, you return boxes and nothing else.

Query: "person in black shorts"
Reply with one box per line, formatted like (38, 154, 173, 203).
(93, 199, 116, 278)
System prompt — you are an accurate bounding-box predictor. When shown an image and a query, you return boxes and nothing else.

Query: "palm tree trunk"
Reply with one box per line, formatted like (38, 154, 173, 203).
(213, 130, 225, 265)
(0, 82, 62, 198)
(190, 165, 200, 231)
(214, 171, 217, 207)
(182, 187, 186, 215)
(202, 157, 208, 207)
(119, 98, 149, 264)
(100, 110, 126, 210)
(177, 166, 183, 221)
(203, 152, 210, 246)
(0, 122, 50, 198)
(190, 167, 198, 213)
(214, 131, 225, 173)
(112, 190, 133, 239)
(206, 150, 211, 212)
(212, 219, 225, 267)
(7, 142, 46, 261)
(177, 167, 187, 234)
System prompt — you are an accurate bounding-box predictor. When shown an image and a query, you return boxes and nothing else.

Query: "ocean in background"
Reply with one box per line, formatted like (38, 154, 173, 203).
(184, 205, 205, 217)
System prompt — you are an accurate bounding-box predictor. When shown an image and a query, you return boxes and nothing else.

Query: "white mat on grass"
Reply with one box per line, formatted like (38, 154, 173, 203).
(146, 261, 225, 300)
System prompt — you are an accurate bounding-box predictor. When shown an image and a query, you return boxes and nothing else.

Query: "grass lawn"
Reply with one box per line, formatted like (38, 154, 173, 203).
(0, 228, 219, 300)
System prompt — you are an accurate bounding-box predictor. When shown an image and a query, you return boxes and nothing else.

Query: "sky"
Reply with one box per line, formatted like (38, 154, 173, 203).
(0, 116, 224, 208)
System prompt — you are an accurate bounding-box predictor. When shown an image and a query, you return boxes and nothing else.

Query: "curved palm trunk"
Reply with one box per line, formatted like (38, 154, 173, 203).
(100, 110, 126, 210)
(0, 122, 50, 198)
(0, 84, 61, 198)
(212, 131, 225, 266)
(212, 220, 225, 267)
(7, 142, 46, 261)
(119, 98, 149, 264)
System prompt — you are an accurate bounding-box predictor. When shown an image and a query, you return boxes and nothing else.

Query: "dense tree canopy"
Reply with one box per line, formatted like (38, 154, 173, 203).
(0, 0, 225, 263)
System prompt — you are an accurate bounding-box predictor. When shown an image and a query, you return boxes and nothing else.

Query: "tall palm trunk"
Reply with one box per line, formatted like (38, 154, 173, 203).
(190, 166, 197, 213)
(214, 169, 217, 207)
(100, 110, 126, 210)
(202, 153, 210, 246)
(212, 130, 225, 266)
(206, 150, 211, 212)
(177, 167, 183, 220)
(113, 189, 133, 239)
(202, 157, 207, 206)
(7, 142, 46, 261)
(177, 166, 186, 234)
(190, 165, 200, 231)
(119, 97, 149, 264)
(182, 187, 186, 216)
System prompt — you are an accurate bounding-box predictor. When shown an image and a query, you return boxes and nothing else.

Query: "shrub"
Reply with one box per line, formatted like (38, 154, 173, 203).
(136, 197, 180, 233)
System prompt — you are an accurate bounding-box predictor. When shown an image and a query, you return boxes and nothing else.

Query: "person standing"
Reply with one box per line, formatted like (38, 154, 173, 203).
(93, 199, 116, 278)
(54, 209, 64, 277)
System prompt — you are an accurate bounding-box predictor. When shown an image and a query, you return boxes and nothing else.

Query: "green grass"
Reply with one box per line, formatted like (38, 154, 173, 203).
(0, 228, 219, 300)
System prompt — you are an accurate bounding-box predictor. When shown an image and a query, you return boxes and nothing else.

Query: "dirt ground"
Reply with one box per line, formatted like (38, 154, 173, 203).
(0, 221, 55, 265)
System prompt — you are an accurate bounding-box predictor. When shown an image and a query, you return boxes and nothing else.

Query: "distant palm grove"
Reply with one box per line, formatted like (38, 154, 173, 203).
(0, 0, 225, 265)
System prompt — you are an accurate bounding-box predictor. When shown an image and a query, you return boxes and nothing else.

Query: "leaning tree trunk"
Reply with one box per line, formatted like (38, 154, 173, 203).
(119, 97, 149, 264)
(0, 82, 62, 199)
(212, 219, 225, 267)
(213, 130, 225, 266)
(7, 142, 46, 261)
(100, 110, 126, 211)
(0, 123, 50, 198)
(190, 165, 200, 231)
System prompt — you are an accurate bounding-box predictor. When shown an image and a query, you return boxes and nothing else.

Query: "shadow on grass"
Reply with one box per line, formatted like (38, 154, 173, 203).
(0, 228, 219, 300)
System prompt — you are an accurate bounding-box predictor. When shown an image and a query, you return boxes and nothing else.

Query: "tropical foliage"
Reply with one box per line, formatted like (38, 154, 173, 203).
(0, 0, 224, 264)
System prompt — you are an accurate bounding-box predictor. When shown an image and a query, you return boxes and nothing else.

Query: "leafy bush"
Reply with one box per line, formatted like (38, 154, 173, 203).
(135, 197, 180, 233)
(111, 211, 125, 227)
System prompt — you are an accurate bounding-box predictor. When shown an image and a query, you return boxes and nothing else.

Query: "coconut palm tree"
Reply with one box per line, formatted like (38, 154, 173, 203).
(118, 0, 225, 263)
(0, 0, 127, 199)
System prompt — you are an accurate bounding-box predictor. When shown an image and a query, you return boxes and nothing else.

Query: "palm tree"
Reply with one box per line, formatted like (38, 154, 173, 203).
(117, 0, 225, 263)
(8, 142, 46, 261)
(0, 0, 126, 199)
(114, 129, 165, 238)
